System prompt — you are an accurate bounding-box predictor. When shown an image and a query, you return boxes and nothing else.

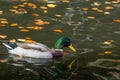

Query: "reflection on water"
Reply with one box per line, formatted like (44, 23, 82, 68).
(0, 0, 120, 80)
(88, 58, 120, 80)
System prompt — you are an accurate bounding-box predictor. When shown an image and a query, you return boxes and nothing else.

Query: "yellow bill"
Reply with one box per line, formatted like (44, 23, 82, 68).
(69, 44, 76, 52)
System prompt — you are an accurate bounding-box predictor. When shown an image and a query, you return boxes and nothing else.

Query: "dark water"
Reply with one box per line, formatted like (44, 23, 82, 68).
(0, 0, 120, 80)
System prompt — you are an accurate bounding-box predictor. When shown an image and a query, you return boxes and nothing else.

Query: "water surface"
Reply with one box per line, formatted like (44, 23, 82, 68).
(0, 0, 120, 80)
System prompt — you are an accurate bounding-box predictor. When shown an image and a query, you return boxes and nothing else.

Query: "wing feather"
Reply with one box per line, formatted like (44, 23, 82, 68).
(16, 42, 51, 52)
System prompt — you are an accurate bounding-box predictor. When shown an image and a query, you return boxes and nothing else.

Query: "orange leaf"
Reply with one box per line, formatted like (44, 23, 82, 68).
(82, 7, 89, 11)
(53, 29, 63, 33)
(20, 29, 29, 32)
(32, 13, 40, 17)
(113, 19, 120, 23)
(25, 39, 35, 43)
(10, 23, 18, 27)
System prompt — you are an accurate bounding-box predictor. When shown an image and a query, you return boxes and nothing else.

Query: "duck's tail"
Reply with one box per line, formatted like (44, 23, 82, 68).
(2, 42, 17, 50)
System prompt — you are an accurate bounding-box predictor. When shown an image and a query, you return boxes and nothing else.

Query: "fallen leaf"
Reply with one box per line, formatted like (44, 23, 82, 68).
(40, 6, 48, 9)
(103, 41, 112, 45)
(104, 12, 110, 14)
(28, 3, 37, 9)
(53, 29, 63, 33)
(47, 4, 56, 8)
(32, 13, 40, 17)
(91, 7, 99, 11)
(0, 35, 7, 39)
(0, 60, 7, 63)
(55, 14, 62, 17)
(97, 9, 103, 12)
(113, 19, 120, 23)
(0, 10, 3, 14)
(105, 6, 114, 10)
(87, 16, 95, 19)
(20, 29, 29, 32)
(82, 7, 89, 11)
(104, 51, 112, 55)
(94, 2, 101, 6)
(10, 23, 18, 27)
(43, 10, 48, 13)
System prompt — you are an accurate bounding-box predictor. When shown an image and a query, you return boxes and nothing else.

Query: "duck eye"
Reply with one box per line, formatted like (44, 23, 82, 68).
(63, 40, 71, 47)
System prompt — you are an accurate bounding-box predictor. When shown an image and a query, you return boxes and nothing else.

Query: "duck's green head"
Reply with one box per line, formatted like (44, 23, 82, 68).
(54, 37, 76, 52)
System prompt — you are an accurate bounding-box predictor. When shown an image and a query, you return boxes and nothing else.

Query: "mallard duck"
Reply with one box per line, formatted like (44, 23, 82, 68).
(2, 37, 76, 59)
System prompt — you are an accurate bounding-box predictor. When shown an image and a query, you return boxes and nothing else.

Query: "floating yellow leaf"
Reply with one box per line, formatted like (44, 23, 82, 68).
(55, 14, 62, 17)
(0, 18, 7, 20)
(0, 21, 8, 24)
(103, 41, 111, 45)
(9, 9, 17, 13)
(44, 21, 50, 24)
(97, 9, 103, 12)
(34, 21, 44, 25)
(105, 1, 111, 4)
(25, 37, 35, 43)
(68, 59, 76, 70)
(20, 29, 29, 32)
(16, 8, 27, 14)
(104, 12, 110, 14)
(105, 6, 114, 10)
(87, 16, 95, 19)
(34, 26, 43, 30)
(0, 11, 3, 15)
(28, 3, 37, 8)
(113, 19, 120, 23)
(82, 7, 89, 11)
(40, 6, 48, 9)
(0, 60, 7, 63)
(27, 26, 43, 30)
(0, 35, 7, 39)
(53, 29, 63, 33)
(18, 26, 24, 29)
(112, 1, 119, 4)
(32, 13, 39, 17)
(47, 4, 56, 8)
(10, 23, 18, 27)
(91, 7, 99, 11)
(43, 10, 48, 13)
(62, 0, 70, 3)
(104, 51, 112, 55)
(18, 4, 25, 7)
(12, 6, 18, 9)
(94, 2, 101, 6)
